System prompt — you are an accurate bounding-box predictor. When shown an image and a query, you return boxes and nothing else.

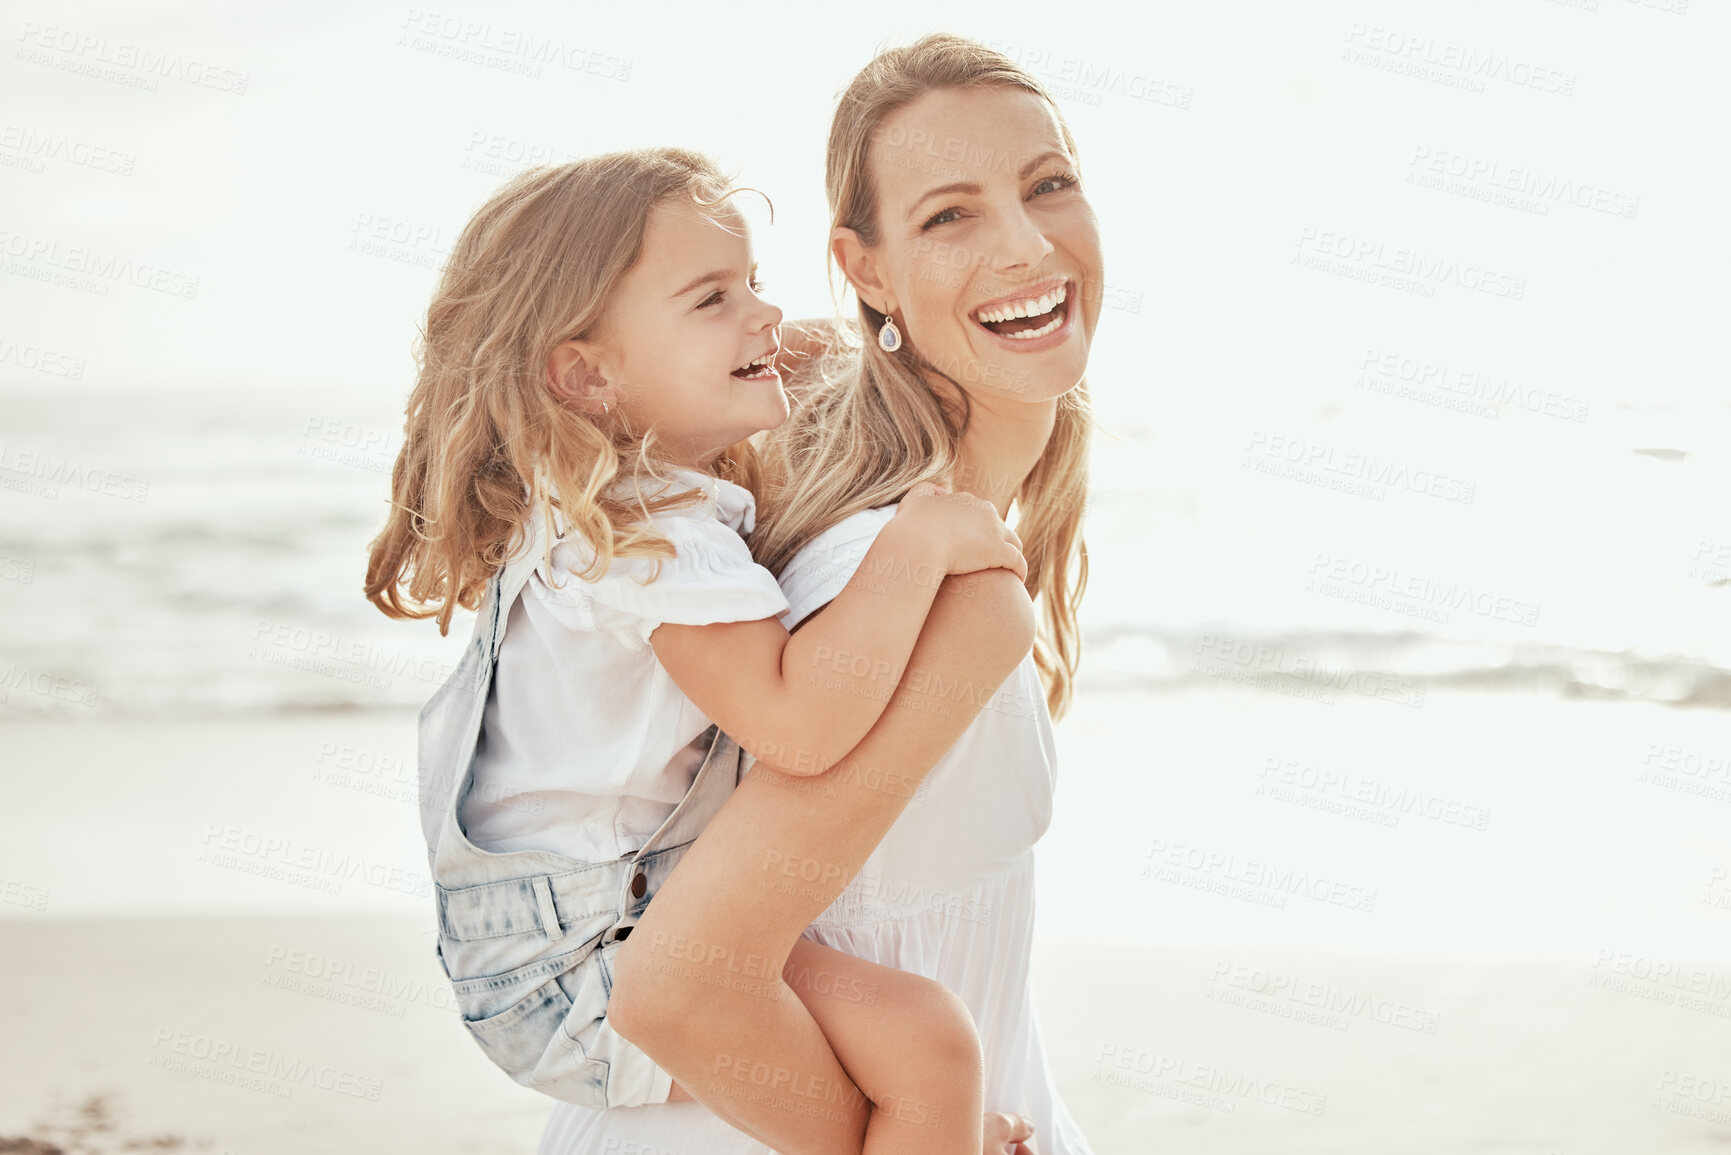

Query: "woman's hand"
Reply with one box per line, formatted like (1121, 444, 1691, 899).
(984, 1111, 1035, 1154)
(892, 481, 1027, 581)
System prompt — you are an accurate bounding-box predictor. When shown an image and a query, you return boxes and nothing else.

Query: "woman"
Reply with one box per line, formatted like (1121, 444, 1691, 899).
(542, 34, 1102, 1155)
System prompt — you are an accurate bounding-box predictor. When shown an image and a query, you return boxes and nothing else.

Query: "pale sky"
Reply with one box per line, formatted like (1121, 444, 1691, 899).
(2, 0, 1726, 409)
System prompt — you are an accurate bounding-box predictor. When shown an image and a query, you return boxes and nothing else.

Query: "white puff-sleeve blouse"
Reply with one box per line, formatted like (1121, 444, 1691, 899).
(461, 468, 790, 865)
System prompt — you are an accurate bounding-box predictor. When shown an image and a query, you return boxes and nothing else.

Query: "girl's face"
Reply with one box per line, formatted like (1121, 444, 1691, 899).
(839, 86, 1103, 407)
(573, 200, 788, 467)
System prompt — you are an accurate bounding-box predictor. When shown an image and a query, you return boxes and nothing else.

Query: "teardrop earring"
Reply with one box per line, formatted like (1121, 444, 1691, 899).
(878, 310, 902, 353)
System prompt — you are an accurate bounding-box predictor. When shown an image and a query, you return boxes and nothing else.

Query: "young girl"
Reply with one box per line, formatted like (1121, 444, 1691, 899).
(365, 148, 1027, 1154)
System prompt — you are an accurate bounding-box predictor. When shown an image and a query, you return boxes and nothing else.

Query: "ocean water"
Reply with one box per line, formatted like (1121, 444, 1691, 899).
(1, 381, 1723, 717)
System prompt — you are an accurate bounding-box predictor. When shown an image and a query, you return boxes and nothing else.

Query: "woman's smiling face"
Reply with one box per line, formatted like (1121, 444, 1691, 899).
(844, 85, 1103, 405)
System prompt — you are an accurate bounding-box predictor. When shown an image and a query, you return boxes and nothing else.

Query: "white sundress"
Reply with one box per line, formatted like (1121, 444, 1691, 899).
(538, 504, 1096, 1155)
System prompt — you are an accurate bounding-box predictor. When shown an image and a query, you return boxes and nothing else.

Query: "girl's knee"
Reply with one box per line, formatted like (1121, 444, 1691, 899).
(873, 971, 982, 1075)
(914, 978, 982, 1067)
(862, 977, 981, 1119)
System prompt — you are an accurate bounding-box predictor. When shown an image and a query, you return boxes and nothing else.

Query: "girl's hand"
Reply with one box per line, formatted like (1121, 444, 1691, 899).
(984, 1110, 1035, 1154)
(894, 481, 1028, 581)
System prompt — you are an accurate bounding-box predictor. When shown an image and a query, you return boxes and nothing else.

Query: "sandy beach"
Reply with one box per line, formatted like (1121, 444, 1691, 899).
(3, 917, 1729, 1154)
(3, 690, 1727, 1153)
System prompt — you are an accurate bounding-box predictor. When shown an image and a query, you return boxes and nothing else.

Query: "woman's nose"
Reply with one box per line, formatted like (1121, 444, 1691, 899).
(989, 202, 1055, 273)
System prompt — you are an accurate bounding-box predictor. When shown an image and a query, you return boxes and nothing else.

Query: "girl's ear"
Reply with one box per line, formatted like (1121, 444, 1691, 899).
(545, 340, 616, 412)
(831, 226, 895, 317)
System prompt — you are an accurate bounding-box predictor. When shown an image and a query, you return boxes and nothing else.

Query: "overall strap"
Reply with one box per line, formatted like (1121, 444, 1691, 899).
(487, 515, 549, 661)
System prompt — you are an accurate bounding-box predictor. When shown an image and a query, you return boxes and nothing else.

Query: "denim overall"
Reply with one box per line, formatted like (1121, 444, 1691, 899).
(417, 541, 742, 1109)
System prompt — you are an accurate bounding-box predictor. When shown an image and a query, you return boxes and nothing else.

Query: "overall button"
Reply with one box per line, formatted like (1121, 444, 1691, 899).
(630, 871, 647, 899)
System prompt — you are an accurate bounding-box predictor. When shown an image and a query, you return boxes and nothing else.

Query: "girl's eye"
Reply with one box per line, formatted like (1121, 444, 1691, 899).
(698, 277, 764, 309)
(921, 207, 962, 231)
(1033, 172, 1080, 197)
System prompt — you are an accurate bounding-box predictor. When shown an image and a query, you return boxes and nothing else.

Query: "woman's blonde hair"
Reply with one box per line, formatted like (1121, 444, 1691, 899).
(365, 148, 764, 633)
(752, 34, 1092, 720)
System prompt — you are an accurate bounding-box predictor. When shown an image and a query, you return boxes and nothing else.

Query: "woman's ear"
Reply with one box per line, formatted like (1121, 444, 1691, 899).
(831, 226, 894, 316)
(545, 340, 616, 413)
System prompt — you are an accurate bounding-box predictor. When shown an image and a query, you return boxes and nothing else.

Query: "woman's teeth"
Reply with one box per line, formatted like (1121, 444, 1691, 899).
(996, 310, 1065, 340)
(974, 283, 1069, 339)
(976, 284, 1067, 324)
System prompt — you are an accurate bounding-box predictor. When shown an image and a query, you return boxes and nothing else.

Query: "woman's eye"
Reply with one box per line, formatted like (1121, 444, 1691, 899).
(748, 277, 765, 293)
(1033, 172, 1080, 196)
(921, 207, 962, 230)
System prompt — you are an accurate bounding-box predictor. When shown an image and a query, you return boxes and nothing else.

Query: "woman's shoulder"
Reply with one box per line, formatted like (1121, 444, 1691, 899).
(782, 505, 900, 577)
(777, 505, 900, 630)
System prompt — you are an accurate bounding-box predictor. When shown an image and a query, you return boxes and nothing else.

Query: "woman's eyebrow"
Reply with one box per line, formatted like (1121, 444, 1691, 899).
(909, 181, 980, 217)
(906, 149, 1072, 218)
(1017, 149, 1068, 177)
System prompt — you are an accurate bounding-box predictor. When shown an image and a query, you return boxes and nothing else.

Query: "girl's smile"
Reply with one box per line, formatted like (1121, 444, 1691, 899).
(560, 198, 790, 467)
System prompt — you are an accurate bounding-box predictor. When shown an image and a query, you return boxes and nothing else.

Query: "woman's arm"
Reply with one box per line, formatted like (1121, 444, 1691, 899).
(610, 567, 1036, 1143)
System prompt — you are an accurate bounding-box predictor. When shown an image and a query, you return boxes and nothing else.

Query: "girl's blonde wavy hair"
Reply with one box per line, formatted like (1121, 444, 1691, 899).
(751, 34, 1092, 720)
(365, 148, 763, 633)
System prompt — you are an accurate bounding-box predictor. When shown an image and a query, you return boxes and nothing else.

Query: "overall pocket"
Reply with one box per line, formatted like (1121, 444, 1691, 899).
(453, 949, 614, 1108)
(461, 974, 574, 1077)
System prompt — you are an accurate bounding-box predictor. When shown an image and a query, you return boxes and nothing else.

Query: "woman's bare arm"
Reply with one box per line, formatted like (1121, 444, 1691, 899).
(609, 566, 1036, 1148)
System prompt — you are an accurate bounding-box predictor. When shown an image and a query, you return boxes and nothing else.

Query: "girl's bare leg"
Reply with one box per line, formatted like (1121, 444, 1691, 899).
(610, 568, 1036, 1153)
(655, 940, 984, 1153)
(781, 938, 985, 1152)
